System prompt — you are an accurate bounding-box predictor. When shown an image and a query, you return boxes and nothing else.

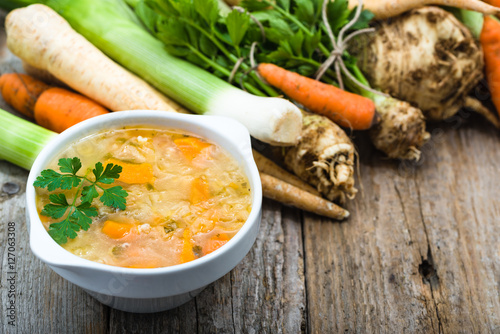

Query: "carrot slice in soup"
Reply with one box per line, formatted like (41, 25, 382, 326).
(204, 234, 230, 255)
(180, 229, 196, 264)
(102, 220, 134, 239)
(174, 137, 211, 161)
(106, 158, 154, 184)
(190, 177, 210, 204)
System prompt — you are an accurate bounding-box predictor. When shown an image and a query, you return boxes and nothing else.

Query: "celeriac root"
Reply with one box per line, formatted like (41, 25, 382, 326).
(348, 0, 500, 20)
(358, 7, 484, 122)
(260, 173, 349, 220)
(282, 111, 357, 204)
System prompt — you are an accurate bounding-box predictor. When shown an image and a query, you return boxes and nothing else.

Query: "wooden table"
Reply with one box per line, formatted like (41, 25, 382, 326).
(1, 10, 499, 333)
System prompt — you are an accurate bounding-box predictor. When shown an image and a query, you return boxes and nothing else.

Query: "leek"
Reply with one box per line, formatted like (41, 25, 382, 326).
(0, 109, 57, 170)
(0, 0, 302, 146)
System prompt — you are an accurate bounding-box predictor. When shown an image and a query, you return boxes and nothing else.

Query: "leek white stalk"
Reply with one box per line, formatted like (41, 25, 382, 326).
(0, 109, 57, 170)
(206, 90, 302, 146)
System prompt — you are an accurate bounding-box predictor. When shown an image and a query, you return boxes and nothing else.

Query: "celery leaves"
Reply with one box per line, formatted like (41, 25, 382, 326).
(130, 0, 375, 94)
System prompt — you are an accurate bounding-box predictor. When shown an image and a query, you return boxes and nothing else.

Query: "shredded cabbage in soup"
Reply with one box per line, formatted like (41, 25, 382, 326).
(36, 127, 252, 268)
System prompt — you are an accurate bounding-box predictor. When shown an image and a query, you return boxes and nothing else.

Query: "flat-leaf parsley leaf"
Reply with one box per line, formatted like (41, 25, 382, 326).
(34, 157, 128, 244)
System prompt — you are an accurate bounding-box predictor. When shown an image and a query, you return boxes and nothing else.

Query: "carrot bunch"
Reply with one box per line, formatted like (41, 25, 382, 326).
(0, 73, 109, 133)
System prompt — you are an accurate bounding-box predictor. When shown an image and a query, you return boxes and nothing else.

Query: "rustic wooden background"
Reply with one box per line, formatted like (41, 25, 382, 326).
(0, 9, 499, 334)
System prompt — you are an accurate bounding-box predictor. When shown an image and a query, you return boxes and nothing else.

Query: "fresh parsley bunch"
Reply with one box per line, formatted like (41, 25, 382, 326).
(34, 157, 128, 244)
(130, 0, 373, 95)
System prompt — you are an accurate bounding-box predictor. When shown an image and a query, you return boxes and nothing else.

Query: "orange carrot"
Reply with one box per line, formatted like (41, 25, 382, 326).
(105, 158, 154, 184)
(190, 177, 210, 204)
(204, 233, 230, 255)
(180, 228, 196, 264)
(485, 0, 500, 6)
(0, 73, 49, 118)
(174, 137, 211, 161)
(0, 74, 109, 133)
(480, 16, 500, 118)
(257, 63, 376, 130)
(102, 220, 134, 239)
(34, 87, 109, 133)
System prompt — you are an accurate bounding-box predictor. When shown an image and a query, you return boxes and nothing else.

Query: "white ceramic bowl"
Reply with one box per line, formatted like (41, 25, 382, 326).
(25, 110, 262, 313)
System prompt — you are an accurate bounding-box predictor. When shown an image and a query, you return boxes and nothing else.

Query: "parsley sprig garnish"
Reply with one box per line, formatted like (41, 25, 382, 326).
(34, 157, 128, 245)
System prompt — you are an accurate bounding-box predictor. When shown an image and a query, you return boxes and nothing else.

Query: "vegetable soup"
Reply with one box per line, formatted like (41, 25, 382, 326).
(35, 126, 252, 268)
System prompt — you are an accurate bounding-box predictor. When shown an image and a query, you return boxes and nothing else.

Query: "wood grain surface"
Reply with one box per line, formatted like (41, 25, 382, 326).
(0, 9, 499, 334)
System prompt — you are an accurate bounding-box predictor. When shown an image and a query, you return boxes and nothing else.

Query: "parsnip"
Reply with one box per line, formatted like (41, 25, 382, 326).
(5, 5, 188, 113)
(261, 173, 349, 220)
(349, 0, 500, 20)
(252, 150, 321, 196)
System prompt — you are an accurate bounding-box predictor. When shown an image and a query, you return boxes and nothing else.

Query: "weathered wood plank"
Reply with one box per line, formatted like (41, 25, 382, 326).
(304, 117, 500, 333)
(229, 200, 306, 334)
(413, 119, 500, 333)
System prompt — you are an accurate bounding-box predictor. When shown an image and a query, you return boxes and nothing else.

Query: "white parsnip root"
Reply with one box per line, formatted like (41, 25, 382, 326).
(261, 173, 350, 220)
(6, 5, 188, 113)
(252, 150, 321, 196)
(348, 0, 500, 20)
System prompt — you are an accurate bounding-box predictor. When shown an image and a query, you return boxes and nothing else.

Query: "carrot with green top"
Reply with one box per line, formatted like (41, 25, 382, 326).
(257, 63, 376, 130)
(480, 15, 500, 119)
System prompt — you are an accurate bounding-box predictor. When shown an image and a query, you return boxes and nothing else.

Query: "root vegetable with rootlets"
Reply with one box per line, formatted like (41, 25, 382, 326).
(282, 112, 357, 204)
(358, 6, 490, 124)
(370, 95, 430, 161)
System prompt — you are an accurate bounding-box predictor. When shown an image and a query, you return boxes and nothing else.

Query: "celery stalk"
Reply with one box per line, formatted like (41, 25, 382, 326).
(0, 109, 57, 170)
